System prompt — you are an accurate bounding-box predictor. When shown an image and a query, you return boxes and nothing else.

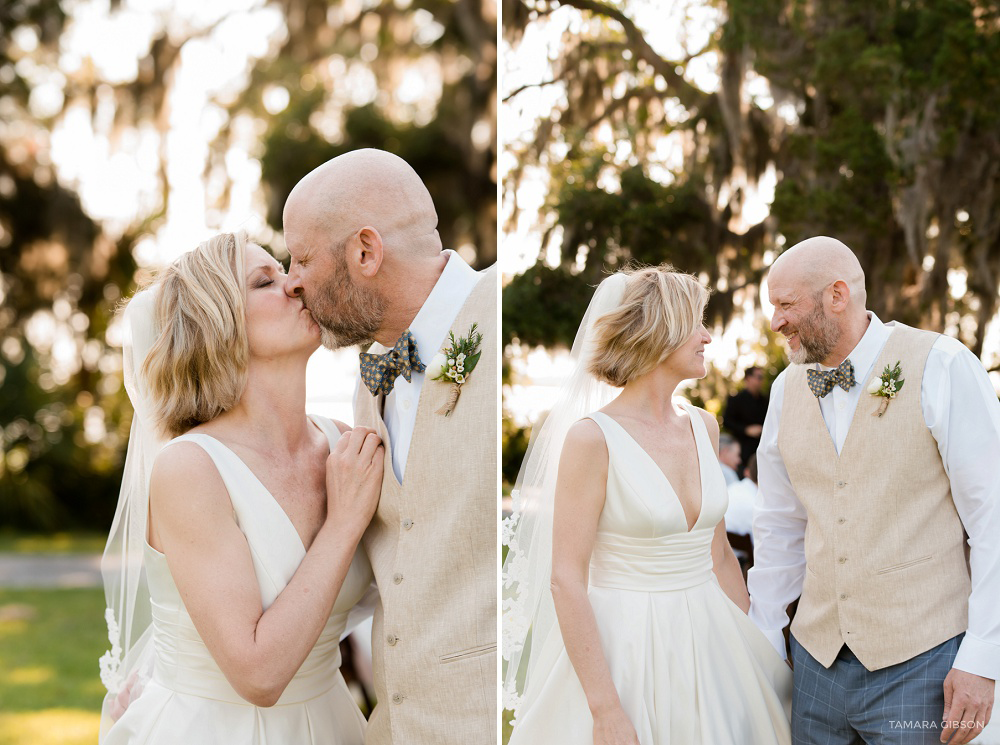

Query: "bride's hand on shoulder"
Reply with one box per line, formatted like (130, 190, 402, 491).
(592, 704, 641, 745)
(324, 426, 384, 539)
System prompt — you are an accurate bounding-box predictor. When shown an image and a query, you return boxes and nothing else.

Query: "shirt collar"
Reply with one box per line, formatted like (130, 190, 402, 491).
(817, 311, 889, 382)
(369, 249, 479, 358)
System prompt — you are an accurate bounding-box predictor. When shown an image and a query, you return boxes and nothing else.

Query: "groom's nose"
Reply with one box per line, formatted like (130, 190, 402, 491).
(285, 265, 304, 298)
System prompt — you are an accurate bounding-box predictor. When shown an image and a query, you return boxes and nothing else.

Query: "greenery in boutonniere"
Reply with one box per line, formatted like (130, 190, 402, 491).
(866, 360, 904, 417)
(429, 323, 484, 416)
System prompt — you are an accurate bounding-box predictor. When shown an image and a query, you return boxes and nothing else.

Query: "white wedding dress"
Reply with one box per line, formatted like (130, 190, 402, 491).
(104, 416, 371, 745)
(509, 404, 791, 745)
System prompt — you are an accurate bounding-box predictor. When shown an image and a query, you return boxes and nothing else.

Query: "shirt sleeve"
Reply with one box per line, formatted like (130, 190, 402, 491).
(923, 337, 1000, 681)
(747, 370, 808, 659)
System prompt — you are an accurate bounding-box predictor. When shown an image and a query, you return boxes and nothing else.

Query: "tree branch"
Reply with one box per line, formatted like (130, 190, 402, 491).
(554, 0, 707, 109)
(503, 78, 564, 102)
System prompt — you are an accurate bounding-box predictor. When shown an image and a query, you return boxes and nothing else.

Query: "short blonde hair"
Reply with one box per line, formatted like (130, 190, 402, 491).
(139, 232, 250, 437)
(587, 265, 709, 387)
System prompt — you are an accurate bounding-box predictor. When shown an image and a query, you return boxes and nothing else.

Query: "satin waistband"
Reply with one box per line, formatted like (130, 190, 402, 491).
(589, 529, 714, 592)
(150, 600, 346, 706)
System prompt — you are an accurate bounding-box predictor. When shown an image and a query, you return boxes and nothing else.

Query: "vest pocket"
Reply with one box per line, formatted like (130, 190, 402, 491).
(439, 642, 496, 664)
(875, 555, 933, 575)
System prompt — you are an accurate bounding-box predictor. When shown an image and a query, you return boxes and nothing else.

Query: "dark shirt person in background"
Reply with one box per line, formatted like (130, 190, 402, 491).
(722, 365, 768, 471)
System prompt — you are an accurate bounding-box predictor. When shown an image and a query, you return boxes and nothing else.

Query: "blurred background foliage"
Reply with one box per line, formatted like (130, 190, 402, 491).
(501, 0, 1000, 486)
(0, 0, 497, 530)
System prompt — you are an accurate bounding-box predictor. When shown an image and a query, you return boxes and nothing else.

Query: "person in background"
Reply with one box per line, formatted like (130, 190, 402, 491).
(726, 453, 758, 541)
(718, 433, 742, 486)
(723, 365, 768, 470)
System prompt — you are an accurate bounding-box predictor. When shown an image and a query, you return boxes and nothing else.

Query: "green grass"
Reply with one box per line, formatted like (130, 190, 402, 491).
(0, 588, 106, 745)
(0, 532, 106, 555)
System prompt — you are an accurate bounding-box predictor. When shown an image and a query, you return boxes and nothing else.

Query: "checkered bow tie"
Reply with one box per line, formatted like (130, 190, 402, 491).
(806, 358, 856, 398)
(359, 329, 426, 397)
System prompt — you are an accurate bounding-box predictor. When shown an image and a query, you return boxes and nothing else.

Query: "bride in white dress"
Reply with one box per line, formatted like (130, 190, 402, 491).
(99, 232, 382, 744)
(502, 266, 791, 745)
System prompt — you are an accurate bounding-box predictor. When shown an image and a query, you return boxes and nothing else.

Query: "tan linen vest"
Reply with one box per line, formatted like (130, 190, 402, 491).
(355, 265, 497, 745)
(777, 323, 970, 671)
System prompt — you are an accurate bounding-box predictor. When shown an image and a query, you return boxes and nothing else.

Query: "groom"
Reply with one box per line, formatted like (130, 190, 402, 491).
(748, 237, 1000, 745)
(282, 149, 497, 745)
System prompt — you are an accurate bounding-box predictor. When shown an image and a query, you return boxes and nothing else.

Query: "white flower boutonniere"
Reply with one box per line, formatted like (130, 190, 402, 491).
(868, 360, 904, 417)
(431, 323, 484, 416)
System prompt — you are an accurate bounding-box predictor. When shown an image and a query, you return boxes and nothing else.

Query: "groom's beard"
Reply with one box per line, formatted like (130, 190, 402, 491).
(310, 253, 387, 350)
(788, 303, 841, 365)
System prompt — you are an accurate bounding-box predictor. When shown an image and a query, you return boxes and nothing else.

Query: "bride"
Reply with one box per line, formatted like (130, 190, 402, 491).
(502, 266, 791, 744)
(99, 231, 382, 744)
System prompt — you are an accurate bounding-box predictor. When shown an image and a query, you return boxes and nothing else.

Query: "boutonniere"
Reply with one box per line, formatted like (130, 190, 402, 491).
(429, 323, 484, 416)
(866, 360, 904, 417)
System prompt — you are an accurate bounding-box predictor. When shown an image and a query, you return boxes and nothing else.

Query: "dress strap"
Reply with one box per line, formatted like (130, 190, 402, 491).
(307, 414, 344, 451)
(678, 402, 714, 458)
(582, 411, 618, 452)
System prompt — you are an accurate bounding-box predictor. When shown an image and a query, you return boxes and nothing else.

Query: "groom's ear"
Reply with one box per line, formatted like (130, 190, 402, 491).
(354, 226, 384, 278)
(829, 279, 851, 313)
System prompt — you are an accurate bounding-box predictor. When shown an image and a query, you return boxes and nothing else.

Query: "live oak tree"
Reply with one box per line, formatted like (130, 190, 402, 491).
(503, 0, 1000, 358)
(501, 0, 1000, 482)
(0, 0, 495, 529)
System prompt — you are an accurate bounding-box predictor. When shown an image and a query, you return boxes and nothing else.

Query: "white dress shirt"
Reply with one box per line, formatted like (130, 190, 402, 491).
(358, 250, 480, 482)
(721, 463, 740, 487)
(725, 478, 757, 538)
(747, 312, 1000, 679)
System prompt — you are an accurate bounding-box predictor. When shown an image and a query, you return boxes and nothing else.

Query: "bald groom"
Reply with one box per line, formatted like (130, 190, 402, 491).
(283, 149, 497, 745)
(748, 237, 1000, 745)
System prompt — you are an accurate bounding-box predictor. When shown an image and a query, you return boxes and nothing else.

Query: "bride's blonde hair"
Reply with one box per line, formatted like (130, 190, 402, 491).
(138, 231, 250, 437)
(587, 265, 708, 387)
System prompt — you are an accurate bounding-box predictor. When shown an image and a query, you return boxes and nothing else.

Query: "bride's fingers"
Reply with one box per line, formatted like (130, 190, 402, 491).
(347, 426, 376, 455)
(359, 431, 382, 465)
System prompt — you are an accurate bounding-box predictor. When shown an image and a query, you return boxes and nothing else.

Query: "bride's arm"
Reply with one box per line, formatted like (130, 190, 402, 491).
(711, 521, 751, 613)
(148, 428, 383, 707)
(551, 420, 639, 745)
(695, 408, 752, 613)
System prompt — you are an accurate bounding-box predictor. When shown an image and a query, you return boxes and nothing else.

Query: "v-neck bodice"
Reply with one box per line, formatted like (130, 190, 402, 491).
(139, 415, 374, 706)
(584, 404, 729, 593)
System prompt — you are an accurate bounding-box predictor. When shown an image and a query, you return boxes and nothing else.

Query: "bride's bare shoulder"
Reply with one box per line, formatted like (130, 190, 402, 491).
(149, 440, 227, 505)
(562, 417, 609, 462)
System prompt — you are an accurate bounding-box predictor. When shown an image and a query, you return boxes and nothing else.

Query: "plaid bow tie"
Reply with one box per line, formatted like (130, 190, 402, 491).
(806, 358, 856, 398)
(359, 329, 426, 397)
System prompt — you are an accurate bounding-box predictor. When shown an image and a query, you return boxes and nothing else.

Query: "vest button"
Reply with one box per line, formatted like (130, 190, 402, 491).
(402, 518, 414, 530)
(840, 593, 847, 600)
(387, 634, 398, 646)
(393, 572, 404, 584)
(838, 557, 847, 564)
(392, 693, 403, 704)
(836, 481, 847, 488)
(837, 518, 846, 524)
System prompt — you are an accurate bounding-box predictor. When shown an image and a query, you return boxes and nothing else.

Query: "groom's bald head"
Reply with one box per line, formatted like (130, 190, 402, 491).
(282, 148, 441, 261)
(768, 236, 867, 308)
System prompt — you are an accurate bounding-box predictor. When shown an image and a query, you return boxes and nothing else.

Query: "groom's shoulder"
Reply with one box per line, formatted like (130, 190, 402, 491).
(887, 320, 938, 343)
(473, 263, 498, 297)
(927, 330, 978, 366)
(461, 262, 497, 321)
(890, 322, 974, 365)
